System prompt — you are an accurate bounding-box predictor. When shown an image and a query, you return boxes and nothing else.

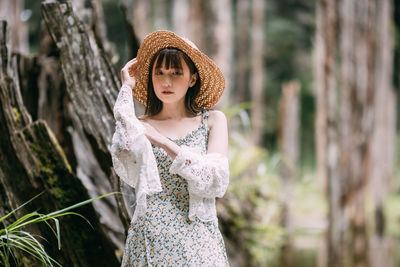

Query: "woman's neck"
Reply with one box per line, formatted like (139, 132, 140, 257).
(156, 101, 189, 120)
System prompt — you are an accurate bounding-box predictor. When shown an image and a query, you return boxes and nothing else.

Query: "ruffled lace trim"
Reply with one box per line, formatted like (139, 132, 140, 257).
(110, 84, 162, 223)
(170, 146, 230, 222)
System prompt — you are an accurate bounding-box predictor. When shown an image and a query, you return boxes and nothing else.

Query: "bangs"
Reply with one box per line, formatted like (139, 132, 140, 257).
(154, 48, 184, 70)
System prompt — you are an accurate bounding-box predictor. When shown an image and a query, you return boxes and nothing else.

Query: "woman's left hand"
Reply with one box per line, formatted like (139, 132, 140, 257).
(142, 122, 168, 147)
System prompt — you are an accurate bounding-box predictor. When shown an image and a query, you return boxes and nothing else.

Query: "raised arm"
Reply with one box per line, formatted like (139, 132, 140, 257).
(110, 59, 160, 193)
(112, 58, 144, 151)
(112, 83, 145, 151)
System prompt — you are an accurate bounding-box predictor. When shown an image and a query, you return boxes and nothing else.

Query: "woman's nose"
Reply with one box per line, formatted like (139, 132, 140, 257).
(162, 76, 172, 87)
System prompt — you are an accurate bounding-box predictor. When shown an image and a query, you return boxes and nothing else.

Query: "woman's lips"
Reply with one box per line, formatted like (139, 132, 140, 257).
(162, 91, 174, 95)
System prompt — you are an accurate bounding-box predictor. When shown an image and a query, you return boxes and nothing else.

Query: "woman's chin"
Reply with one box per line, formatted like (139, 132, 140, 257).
(157, 96, 185, 106)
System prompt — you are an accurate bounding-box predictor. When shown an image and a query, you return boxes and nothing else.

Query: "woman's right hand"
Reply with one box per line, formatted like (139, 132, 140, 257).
(120, 58, 139, 89)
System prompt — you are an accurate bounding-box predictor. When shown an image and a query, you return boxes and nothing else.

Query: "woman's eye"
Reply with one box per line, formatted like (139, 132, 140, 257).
(156, 71, 163, 75)
(173, 71, 182, 75)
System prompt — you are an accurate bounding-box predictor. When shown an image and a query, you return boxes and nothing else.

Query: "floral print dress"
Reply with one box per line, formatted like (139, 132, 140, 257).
(121, 110, 229, 266)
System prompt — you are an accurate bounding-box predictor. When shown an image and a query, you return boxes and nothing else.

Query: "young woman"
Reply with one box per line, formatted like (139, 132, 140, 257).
(111, 30, 230, 266)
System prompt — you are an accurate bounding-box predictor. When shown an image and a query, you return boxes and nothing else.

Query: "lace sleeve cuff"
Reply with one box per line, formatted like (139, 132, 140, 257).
(112, 84, 146, 150)
(169, 147, 229, 198)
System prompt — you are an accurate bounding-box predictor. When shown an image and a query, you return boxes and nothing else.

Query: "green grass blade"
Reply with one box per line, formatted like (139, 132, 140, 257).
(0, 192, 45, 224)
(46, 192, 119, 217)
(6, 233, 53, 266)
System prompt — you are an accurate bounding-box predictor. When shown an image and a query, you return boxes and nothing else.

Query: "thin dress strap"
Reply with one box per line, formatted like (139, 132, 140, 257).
(202, 109, 209, 127)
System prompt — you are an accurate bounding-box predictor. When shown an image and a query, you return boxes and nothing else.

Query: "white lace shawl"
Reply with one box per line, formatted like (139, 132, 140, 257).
(110, 84, 229, 223)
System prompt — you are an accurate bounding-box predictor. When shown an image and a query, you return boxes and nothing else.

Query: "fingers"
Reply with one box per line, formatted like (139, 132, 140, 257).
(120, 58, 140, 79)
(128, 58, 137, 63)
(126, 59, 140, 78)
(122, 58, 137, 71)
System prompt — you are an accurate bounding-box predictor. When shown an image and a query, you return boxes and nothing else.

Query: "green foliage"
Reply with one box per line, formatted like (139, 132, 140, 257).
(229, 130, 285, 265)
(221, 104, 285, 265)
(0, 191, 119, 267)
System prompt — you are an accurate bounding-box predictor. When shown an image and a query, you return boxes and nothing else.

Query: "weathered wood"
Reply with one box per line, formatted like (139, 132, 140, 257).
(41, 1, 119, 155)
(0, 20, 120, 266)
(41, 1, 131, 236)
(14, 10, 127, 252)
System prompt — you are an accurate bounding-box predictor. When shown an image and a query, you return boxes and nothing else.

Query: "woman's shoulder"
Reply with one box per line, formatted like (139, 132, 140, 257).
(207, 109, 227, 128)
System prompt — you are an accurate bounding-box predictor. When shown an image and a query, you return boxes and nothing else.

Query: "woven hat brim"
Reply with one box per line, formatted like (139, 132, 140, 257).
(132, 30, 225, 109)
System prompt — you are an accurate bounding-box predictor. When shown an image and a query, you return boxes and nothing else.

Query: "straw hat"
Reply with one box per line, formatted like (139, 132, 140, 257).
(130, 30, 225, 109)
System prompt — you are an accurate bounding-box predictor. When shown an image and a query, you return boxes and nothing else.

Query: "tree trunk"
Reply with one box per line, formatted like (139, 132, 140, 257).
(339, 2, 377, 267)
(249, 0, 265, 145)
(0, 20, 120, 267)
(234, 0, 250, 105)
(314, 1, 341, 267)
(369, 1, 396, 266)
(395, 0, 400, 126)
(278, 81, 300, 267)
(90, 0, 117, 60)
(122, 0, 151, 43)
(370, 0, 395, 236)
(0, 0, 29, 53)
(211, 0, 232, 107)
(172, 0, 190, 37)
(11, 0, 131, 254)
(41, 0, 131, 241)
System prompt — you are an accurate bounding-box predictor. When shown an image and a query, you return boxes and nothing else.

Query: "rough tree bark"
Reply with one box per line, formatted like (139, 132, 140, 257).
(0, 20, 119, 267)
(41, 0, 131, 242)
(10, 0, 131, 253)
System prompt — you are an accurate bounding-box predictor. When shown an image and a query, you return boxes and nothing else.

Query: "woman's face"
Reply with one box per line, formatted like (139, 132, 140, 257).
(151, 55, 197, 106)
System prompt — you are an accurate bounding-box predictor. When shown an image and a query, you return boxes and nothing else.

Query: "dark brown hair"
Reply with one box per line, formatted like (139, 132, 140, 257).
(145, 48, 202, 116)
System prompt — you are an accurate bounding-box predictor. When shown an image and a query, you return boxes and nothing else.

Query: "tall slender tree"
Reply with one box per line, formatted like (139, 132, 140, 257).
(250, 0, 265, 145)
(315, 0, 396, 266)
